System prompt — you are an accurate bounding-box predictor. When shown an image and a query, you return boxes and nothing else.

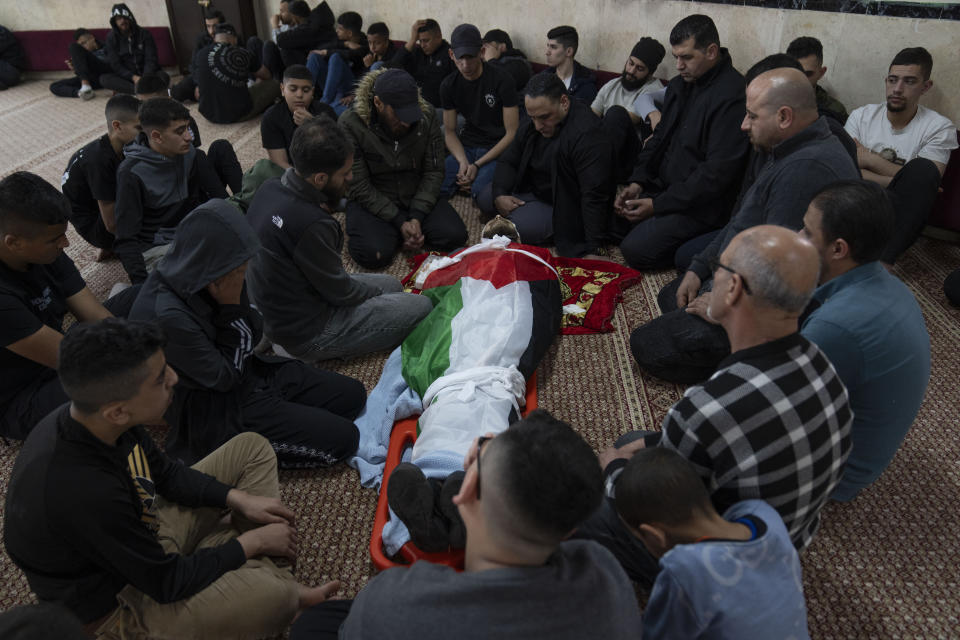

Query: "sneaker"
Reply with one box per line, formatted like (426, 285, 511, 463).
(387, 463, 449, 552)
(79, 86, 95, 100)
(439, 471, 467, 549)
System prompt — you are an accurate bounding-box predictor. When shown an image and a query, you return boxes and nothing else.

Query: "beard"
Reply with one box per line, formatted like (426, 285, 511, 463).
(620, 70, 646, 92)
(886, 98, 907, 113)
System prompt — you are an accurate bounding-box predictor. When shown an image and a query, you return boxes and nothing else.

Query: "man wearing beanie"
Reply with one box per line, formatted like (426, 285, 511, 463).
(592, 37, 665, 138)
(194, 24, 279, 124)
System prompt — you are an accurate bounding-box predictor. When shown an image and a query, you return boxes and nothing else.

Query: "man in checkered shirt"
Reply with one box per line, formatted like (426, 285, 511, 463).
(575, 224, 852, 585)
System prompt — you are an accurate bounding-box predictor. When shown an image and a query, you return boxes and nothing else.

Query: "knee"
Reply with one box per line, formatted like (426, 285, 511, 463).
(349, 241, 396, 269)
(619, 233, 659, 271)
(228, 432, 278, 468)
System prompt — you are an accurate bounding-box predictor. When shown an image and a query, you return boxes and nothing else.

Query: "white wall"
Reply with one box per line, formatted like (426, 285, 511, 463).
(7, 0, 959, 122)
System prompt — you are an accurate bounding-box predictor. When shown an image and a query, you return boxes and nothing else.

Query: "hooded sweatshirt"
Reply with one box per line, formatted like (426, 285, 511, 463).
(489, 48, 532, 93)
(114, 132, 227, 283)
(129, 200, 269, 463)
(105, 3, 160, 80)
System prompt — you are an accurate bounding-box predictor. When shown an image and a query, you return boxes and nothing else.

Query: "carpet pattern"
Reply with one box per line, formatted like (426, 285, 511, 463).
(1, 78, 959, 638)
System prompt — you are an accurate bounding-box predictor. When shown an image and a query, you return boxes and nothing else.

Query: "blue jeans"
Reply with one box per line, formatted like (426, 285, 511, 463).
(306, 52, 355, 110)
(441, 146, 496, 198)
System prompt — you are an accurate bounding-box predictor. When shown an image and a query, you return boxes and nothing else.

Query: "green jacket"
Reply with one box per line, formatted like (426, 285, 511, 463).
(338, 68, 444, 226)
(815, 84, 848, 125)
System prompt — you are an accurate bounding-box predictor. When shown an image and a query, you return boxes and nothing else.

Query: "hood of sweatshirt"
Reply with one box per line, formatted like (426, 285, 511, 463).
(156, 199, 261, 298)
(124, 132, 197, 210)
(109, 3, 140, 36)
(352, 67, 434, 127)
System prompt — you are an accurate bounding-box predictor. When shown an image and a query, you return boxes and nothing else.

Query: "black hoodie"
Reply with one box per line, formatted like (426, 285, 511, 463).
(105, 3, 160, 80)
(489, 48, 532, 93)
(129, 201, 278, 463)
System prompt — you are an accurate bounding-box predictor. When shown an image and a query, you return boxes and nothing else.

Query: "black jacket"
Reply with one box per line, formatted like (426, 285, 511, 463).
(129, 200, 282, 463)
(630, 49, 749, 228)
(389, 41, 456, 108)
(105, 3, 160, 80)
(489, 49, 532, 92)
(541, 60, 598, 105)
(493, 100, 614, 257)
(114, 133, 227, 284)
(245, 169, 383, 348)
(3, 405, 243, 624)
(0, 25, 26, 70)
(276, 1, 336, 53)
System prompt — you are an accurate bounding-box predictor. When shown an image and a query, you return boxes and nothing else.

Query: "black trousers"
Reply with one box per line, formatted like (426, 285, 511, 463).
(289, 600, 353, 640)
(0, 284, 141, 439)
(50, 44, 113, 96)
(629, 276, 730, 384)
(601, 105, 640, 185)
(345, 199, 468, 269)
(205, 139, 243, 194)
(99, 69, 170, 95)
(617, 210, 721, 271)
(259, 39, 305, 80)
(242, 361, 365, 469)
(884, 157, 943, 264)
(945, 269, 960, 306)
(169, 74, 197, 102)
(0, 60, 21, 90)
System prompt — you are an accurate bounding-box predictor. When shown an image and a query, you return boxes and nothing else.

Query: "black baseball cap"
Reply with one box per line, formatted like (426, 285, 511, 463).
(482, 29, 513, 50)
(373, 69, 421, 124)
(451, 24, 482, 58)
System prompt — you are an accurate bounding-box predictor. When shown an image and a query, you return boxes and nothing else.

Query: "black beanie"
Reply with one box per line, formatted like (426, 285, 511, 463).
(630, 37, 666, 71)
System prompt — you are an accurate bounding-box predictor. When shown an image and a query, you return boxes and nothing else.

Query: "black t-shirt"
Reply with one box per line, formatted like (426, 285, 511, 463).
(0, 253, 85, 407)
(260, 99, 338, 160)
(439, 62, 518, 149)
(195, 42, 259, 124)
(61, 134, 122, 237)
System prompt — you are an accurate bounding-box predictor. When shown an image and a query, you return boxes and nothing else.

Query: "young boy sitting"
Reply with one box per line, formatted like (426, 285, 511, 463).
(614, 447, 811, 640)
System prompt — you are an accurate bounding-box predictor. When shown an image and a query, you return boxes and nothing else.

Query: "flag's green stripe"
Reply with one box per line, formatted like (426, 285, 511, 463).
(401, 282, 463, 398)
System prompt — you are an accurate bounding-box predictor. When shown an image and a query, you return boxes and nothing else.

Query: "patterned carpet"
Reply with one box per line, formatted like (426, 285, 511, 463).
(1, 78, 959, 638)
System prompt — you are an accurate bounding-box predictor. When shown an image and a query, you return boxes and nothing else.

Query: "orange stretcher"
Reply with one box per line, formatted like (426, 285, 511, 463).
(369, 372, 539, 571)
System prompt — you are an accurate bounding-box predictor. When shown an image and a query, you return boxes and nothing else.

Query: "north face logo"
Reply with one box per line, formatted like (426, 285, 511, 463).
(272, 215, 284, 229)
(485, 93, 496, 108)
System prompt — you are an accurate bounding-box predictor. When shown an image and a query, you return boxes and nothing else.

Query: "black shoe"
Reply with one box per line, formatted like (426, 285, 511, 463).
(440, 471, 467, 550)
(387, 463, 449, 552)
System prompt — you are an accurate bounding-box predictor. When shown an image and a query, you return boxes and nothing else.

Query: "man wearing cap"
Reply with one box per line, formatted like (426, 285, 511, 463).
(592, 38, 665, 139)
(194, 23, 280, 124)
(439, 24, 520, 201)
(480, 29, 532, 92)
(340, 68, 468, 269)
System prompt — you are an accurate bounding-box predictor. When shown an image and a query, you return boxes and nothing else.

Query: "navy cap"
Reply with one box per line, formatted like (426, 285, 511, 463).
(373, 69, 422, 124)
(451, 24, 482, 58)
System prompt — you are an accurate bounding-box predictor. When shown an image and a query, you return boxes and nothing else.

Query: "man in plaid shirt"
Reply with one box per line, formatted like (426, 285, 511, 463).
(576, 224, 852, 585)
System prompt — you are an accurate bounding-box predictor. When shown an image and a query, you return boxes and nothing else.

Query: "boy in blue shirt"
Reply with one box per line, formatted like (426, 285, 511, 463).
(614, 447, 811, 640)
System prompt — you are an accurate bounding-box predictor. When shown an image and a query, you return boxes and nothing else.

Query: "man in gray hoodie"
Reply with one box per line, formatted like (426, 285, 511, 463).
(114, 97, 227, 284)
(129, 200, 365, 467)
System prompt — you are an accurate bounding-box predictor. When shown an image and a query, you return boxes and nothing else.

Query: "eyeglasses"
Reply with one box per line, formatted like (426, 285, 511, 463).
(474, 436, 492, 500)
(708, 256, 751, 295)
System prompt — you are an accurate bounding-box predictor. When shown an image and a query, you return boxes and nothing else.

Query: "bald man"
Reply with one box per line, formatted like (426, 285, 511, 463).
(578, 225, 852, 585)
(631, 67, 860, 384)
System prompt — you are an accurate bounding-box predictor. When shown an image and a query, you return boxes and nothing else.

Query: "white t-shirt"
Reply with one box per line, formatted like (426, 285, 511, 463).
(591, 75, 662, 119)
(845, 103, 957, 166)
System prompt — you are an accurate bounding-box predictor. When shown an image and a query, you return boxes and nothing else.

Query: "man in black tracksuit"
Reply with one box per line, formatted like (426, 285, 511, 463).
(478, 72, 614, 259)
(615, 15, 749, 271)
(388, 19, 455, 109)
(114, 98, 226, 284)
(102, 3, 169, 94)
(260, 0, 336, 79)
(129, 200, 364, 467)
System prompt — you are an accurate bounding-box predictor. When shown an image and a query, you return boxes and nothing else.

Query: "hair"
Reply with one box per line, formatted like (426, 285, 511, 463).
(204, 8, 225, 22)
(289, 0, 310, 19)
(337, 11, 362, 34)
(138, 97, 190, 133)
(59, 319, 167, 414)
(811, 180, 894, 264)
(523, 72, 566, 102)
(367, 21, 389, 38)
(615, 447, 715, 529)
(0, 172, 70, 237)
(744, 53, 802, 86)
(417, 19, 440, 35)
(547, 25, 578, 55)
(73, 27, 91, 41)
(890, 46, 933, 81)
(0, 603, 87, 640)
(214, 23, 237, 36)
(669, 14, 720, 50)
(134, 72, 169, 96)
(486, 410, 602, 544)
(729, 232, 817, 313)
(104, 93, 141, 126)
(786, 36, 823, 65)
(282, 63, 313, 83)
(289, 116, 352, 177)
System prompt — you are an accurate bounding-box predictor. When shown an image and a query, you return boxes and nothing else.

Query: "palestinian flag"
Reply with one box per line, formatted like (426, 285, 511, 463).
(400, 241, 562, 460)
